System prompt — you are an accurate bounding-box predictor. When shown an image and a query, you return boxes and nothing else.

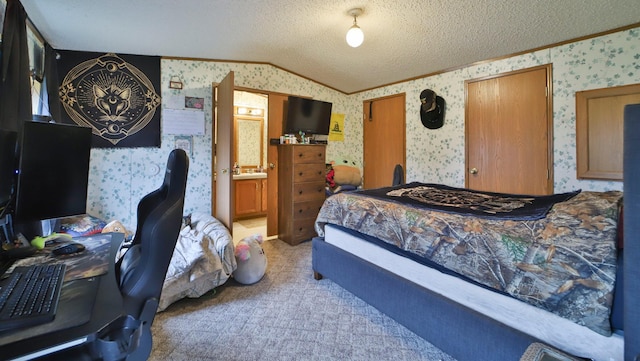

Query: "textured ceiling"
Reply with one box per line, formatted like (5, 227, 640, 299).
(20, 0, 640, 94)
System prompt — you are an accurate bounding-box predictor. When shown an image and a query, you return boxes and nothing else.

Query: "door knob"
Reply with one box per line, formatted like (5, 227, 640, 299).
(221, 169, 229, 174)
(470, 168, 478, 174)
(269, 163, 276, 169)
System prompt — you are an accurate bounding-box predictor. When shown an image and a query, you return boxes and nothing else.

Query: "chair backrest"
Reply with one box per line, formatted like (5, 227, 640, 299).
(117, 149, 189, 319)
(392, 164, 404, 186)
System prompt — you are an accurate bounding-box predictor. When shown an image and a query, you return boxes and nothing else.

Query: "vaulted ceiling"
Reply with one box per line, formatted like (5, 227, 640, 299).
(20, 0, 640, 94)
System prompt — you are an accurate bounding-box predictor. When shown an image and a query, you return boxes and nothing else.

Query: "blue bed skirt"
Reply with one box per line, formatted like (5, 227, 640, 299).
(312, 237, 538, 361)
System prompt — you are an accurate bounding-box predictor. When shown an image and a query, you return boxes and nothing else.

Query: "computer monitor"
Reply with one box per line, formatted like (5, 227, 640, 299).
(13, 121, 92, 228)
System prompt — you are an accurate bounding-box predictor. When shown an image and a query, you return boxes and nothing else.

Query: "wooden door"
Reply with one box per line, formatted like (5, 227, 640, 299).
(363, 94, 406, 189)
(465, 65, 552, 195)
(576, 83, 640, 180)
(266, 93, 287, 236)
(213, 72, 234, 231)
(235, 179, 260, 217)
(261, 178, 268, 213)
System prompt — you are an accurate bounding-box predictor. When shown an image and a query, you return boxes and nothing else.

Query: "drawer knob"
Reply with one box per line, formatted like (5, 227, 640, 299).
(299, 190, 303, 195)
(299, 172, 303, 176)
(298, 153, 304, 158)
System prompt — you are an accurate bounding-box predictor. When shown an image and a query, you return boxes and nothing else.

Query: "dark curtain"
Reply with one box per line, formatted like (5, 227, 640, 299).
(0, 0, 31, 132)
(44, 44, 61, 122)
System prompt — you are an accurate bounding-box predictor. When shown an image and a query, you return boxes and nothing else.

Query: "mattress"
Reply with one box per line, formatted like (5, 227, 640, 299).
(323, 224, 623, 361)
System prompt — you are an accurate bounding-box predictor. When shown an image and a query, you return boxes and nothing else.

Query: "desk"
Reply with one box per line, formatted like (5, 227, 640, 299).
(0, 233, 124, 360)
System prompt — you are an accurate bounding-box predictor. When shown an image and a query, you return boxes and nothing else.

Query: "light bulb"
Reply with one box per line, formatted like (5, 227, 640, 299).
(346, 24, 364, 47)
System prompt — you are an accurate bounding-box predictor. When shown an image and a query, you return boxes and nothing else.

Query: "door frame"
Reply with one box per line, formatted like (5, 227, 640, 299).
(211, 85, 294, 237)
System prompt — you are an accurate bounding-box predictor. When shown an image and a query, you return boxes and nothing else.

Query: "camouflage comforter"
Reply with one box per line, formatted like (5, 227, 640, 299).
(314, 186, 622, 336)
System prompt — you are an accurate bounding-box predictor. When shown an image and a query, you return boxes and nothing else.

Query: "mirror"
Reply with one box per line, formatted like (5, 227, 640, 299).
(234, 114, 264, 169)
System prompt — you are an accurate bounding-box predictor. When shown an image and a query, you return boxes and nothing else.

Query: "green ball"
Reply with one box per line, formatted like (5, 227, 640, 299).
(31, 236, 46, 250)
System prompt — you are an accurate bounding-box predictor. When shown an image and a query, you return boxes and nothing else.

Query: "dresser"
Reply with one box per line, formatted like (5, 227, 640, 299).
(278, 144, 326, 245)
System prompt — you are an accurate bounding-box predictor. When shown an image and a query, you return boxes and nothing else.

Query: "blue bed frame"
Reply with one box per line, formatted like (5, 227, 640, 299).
(623, 103, 640, 360)
(312, 103, 640, 361)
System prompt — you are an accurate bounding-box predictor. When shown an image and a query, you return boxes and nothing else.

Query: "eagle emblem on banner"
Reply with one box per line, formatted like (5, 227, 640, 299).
(59, 53, 161, 145)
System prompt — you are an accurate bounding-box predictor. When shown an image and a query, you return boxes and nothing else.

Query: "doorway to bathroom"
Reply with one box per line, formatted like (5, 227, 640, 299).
(212, 86, 290, 239)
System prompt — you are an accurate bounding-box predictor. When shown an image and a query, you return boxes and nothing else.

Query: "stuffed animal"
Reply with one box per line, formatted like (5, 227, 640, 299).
(233, 234, 267, 285)
(329, 157, 362, 187)
(332, 165, 361, 186)
(326, 166, 336, 188)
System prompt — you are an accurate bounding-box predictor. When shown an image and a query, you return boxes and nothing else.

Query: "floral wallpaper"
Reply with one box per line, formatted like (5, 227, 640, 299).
(356, 27, 639, 193)
(86, 61, 350, 230)
(86, 27, 638, 231)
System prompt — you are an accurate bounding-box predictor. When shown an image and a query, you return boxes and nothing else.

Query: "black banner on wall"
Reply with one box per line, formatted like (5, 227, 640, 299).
(57, 51, 161, 148)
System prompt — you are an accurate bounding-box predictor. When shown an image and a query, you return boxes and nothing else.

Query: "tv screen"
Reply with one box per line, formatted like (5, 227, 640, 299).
(0, 130, 17, 208)
(14, 121, 92, 223)
(284, 96, 333, 136)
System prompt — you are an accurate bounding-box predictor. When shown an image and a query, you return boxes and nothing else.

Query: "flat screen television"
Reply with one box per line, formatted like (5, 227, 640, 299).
(0, 129, 17, 209)
(13, 121, 92, 224)
(284, 96, 333, 137)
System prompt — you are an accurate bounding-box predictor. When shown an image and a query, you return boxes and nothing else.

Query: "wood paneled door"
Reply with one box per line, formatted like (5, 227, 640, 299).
(266, 93, 287, 237)
(465, 65, 553, 195)
(363, 93, 406, 189)
(213, 72, 235, 231)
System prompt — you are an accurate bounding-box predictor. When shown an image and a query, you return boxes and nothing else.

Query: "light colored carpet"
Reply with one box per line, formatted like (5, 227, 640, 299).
(149, 239, 456, 361)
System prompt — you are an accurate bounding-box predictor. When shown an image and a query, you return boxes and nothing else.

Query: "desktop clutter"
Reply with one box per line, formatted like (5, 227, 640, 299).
(25, 216, 133, 258)
(30, 233, 86, 257)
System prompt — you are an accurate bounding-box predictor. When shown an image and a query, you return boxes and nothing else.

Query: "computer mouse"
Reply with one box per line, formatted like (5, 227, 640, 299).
(52, 242, 86, 256)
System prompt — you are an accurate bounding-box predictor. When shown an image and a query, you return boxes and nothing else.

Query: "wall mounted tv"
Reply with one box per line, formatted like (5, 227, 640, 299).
(284, 96, 333, 137)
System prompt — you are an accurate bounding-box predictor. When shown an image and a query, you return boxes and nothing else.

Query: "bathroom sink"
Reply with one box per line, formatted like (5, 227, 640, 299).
(233, 172, 267, 180)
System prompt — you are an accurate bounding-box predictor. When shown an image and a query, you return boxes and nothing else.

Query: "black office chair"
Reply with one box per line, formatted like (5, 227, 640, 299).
(49, 149, 189, 361)
(106, 148, 189, 360)
(392, 164, 405, 186)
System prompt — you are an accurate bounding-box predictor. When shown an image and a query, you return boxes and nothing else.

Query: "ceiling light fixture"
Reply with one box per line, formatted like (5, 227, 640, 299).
(346, 8, 364, 48)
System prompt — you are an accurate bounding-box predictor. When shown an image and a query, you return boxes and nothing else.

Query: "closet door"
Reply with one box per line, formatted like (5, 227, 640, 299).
(465, 65, 552, 195)
(363, 93, 406, 189)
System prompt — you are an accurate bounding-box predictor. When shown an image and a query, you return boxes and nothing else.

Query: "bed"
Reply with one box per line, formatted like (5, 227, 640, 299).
(60, 212, 237, 312)
(313, 181, 626, 360)
(158, 212, 236, 311)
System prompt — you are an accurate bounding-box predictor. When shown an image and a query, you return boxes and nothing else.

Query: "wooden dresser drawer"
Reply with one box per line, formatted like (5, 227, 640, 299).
(292, 199, 325, 220)
(293, 164, 325, 182)
(291, 218, 319, 242)
(291, 146, 326, 164)
(292, 182, 325, 202)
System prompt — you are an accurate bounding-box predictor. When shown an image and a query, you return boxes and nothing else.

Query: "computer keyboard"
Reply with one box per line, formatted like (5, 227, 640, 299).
(0, 263, 66, 332)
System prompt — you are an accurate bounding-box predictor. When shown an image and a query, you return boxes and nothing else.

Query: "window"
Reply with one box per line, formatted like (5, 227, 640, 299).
(0, 0, 6, 43)
(26, 19, 47, 116)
